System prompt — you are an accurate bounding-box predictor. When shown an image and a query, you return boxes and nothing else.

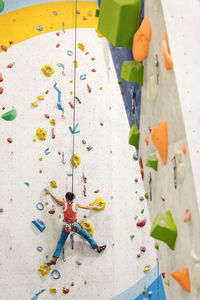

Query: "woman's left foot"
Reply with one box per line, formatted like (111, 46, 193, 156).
(97, 245, 106, 253)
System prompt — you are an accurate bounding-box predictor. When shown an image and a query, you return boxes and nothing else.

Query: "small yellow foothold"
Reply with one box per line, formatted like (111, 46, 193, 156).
(70, 154, 81, 168)
(84, 280, 87, 285)
(143, 265, 151, 273)
(96, 29, 103, 38)
(49, 119, 56, 126)
(45, 202, 49, 205)
(50, 288, 57, 294)
(80, 221, 94, 237)
(89, 198, 106, 211)
(36, 128, 47, 141)
(70, 91, 72, 95)
(32, 101, 39, 107)
(87, 10, 93, 16)
(78, 43, 85, 52)
(50, 180, 57, 188)
(59, 215, 61, 219)
(41, 65, 55, 77)
(33, 139, 36, 142)
(39, 158, 43, 161)
(37, 95, 45, 100)
(74, 60, 78, 68)
(70, 80, 73, 83)
(99, 87, 103, 90)
(38, 263, 51, 276)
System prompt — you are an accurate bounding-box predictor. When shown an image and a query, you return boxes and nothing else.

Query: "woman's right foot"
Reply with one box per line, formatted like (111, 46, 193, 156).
(47, 259, 57, 266)
(97, 245, 106, 253)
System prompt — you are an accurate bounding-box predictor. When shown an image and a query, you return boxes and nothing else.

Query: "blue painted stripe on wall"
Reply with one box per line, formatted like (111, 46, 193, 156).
(0, 0, 97, 15)
(110, 264, 166, 300)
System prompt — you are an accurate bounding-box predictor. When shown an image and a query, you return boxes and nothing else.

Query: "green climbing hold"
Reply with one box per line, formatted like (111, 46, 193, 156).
(133, 152, 138, 160)
(0, 0, 4, 13)
(98, 0, 141, 49)
(95, 9, 100, 17)
(1, 109, 17, 121)
(144, 193, 149, 199)
(121, 61, 144, 85)
(150, 210, 178, 250)
(155, 242, 159, 250)
(129, 123, 140, 149)
(145, 155, 158, 171)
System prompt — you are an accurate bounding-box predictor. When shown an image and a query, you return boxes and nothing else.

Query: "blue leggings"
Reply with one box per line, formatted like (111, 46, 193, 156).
(53, 224, 99, 258)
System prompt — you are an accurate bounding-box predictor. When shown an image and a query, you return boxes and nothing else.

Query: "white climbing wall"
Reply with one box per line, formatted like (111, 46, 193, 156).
(139, 0, 200, 299)
(0, 28, 157, 299)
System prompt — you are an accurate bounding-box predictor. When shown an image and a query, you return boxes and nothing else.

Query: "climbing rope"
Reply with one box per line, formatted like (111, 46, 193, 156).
(71, 0, 78, 193)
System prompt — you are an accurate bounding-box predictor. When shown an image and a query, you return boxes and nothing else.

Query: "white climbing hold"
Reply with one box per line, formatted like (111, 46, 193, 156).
(177, 162, 185, 183)
(191, 249, 200, 262)
(147, 74, 158, 101)
(174, 144, 182, 163)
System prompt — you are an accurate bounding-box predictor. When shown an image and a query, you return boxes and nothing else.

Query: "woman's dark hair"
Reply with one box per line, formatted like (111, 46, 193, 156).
(65, 192, 74, 201)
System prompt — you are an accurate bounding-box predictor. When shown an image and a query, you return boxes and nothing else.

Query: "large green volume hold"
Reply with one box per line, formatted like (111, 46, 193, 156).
(129, 123, 140, 148)
(146, 155, 158, 171)
(98, 0, 141, 49)
(121, 61, 144, 85)
(150, 210, 178, 250)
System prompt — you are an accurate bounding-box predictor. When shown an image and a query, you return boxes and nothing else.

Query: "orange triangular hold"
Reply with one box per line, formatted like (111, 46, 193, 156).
(171, 267, 191, 293)
(151, 120, 168, 165)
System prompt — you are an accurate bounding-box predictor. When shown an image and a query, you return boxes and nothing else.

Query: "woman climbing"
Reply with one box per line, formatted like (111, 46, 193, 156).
(45, 188, 106, 266)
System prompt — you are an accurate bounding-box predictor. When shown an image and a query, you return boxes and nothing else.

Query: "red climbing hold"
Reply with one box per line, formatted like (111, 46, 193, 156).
(56, 32, 60, 36)
(121, 91, 124, 96)
(48, 209, 55, 214)
(9, 41, 14, 45)
(7, 138, 13, 144)
(58, 152, 61, 155)
(75, 96, 81, 104)
(139, 196, 144, 201)
(85, 52, 89, 55)
(140, 246, 146, 253)
(45, 90, 49, 94)
(56, 44, 60, 48)
(71, 282, 75, 287)
(82, 172, 87, 183)
(148, 128, 152, 133)
(2, 107, 5, 110)
(86, 146, 93, 151)
(76, 260, 82, 266)
(39, 170, 42, 174)
(100, 123, 103, 126)
(7, 63, 14, 68)
(139, 156, 143, 169)
(91, 57, 95, 61)
(91, 68, 96, 72)
(44, 114, 50, 119)
(51, 128, 55, 139)
(136, 218, 147, 227)
(87, 84, 91, 93)
(68, 101, 74, 109)
(0, 73, 3, 82)
(1, 45, 7, 52)
(83, 215, 87, 218)
(140, 169, 144, 181)
(94, 190, 100, 193)
(0, 209, 4, 212)
(161, 196, 165, 202)
(82, 140, 86, 145)
(162, 272, 166, 279)
(134, 178, 138, 183)
(63, 287, 70, 294)
(83, 185, 87, 197)
(0, 87, 3, 94)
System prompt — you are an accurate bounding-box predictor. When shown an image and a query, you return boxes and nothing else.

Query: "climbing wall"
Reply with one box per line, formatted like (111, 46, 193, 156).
(138, 0, 200, 299)
(0, 1, 161, 299)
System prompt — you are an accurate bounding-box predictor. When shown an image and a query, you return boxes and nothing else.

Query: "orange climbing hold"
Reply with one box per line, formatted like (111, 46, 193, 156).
(182, 145, 187, 155)
(132, 17, 152, 62)
(144, 137, 149, 145)
(184, 209, 192, 223)
(151, 120, 168, 165)
(171, 267, 191, 293)
(162, 31, 173, 70)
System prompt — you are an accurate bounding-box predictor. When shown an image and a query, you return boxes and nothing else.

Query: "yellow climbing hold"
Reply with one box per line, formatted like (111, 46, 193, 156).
(59, 215, 61, 219)
(38, 263, 51, 276)
(50, 180, 57, 188)
(89, 198, 106, 211)
(99, 87, 103, 90)
(37, 95, 45, 100)
(70, 154, 81, 168)
(36, 128, 47, 141)
(41, 65, 55, 77)
(70, 91, 72, 95)
(39, 157, 43, 161)
(78, 43, 85, 52)
(96, 28, 103, 38)
(32, 101, 39, 107)
(50, 288, 57, 294)
(33, 139, 36, 142)
(74, 60, 78, 68)
(45, 202, 49, 205)
(143, 265, 151, 273)
(80, 221, 94, 237)
(70, 80, 73, 83)
(49, 119, 56, 126)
